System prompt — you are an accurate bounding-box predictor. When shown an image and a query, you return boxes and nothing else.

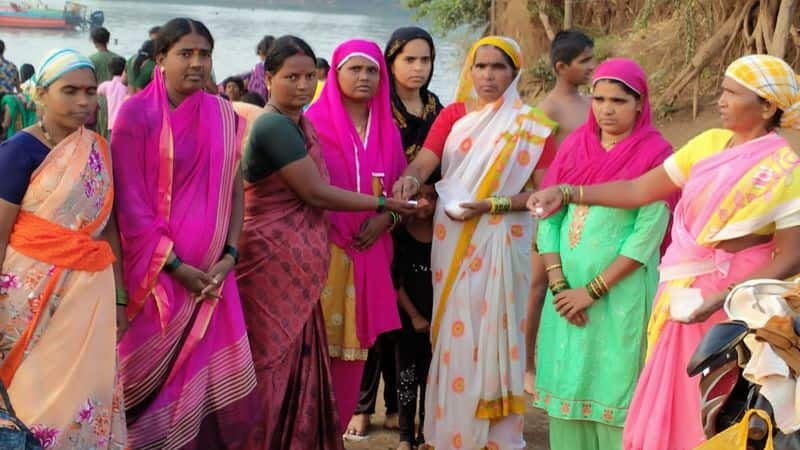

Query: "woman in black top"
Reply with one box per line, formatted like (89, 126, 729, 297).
(346, 26, 445, 440)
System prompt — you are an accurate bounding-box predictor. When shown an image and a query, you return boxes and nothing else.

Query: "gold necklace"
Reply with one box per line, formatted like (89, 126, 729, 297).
(38, 121, 57, 147)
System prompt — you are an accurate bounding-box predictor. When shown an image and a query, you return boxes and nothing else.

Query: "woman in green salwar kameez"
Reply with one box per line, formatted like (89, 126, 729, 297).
(532, 58, 676, 450)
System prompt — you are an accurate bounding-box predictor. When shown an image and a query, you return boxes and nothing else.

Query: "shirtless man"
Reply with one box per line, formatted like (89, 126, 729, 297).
(538, 30, 595, 146)
(525, 30, 595, 393)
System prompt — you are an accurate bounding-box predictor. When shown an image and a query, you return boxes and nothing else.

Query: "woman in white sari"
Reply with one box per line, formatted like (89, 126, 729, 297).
(392, 36, 556, 449)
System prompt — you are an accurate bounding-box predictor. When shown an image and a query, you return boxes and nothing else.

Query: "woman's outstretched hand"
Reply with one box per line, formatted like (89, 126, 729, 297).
(385, 198, 419, 216)
(392, 176, 420, 201)
(527, 186, 564, 218)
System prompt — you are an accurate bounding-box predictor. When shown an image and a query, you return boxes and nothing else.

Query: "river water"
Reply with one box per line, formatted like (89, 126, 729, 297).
(1, 0, 464, 102)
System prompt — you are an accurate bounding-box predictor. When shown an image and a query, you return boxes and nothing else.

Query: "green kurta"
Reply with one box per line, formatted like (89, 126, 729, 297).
(126, 58, 155, 91)
(90, 50, 121, 84)
(2, 94, 25, 139)
(533, 202, 669, 429)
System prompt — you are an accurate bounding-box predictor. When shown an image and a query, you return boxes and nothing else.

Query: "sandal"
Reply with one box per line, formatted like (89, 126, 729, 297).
(343, 414, 370, 442)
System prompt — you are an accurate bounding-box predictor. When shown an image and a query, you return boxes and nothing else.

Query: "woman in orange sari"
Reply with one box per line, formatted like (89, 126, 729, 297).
(0, 48, 126, 449)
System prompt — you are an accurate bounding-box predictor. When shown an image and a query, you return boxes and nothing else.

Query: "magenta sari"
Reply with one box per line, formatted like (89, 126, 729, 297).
(112, 70, 258, 450)
(305, 39, 407, 433)
(305, 39, 406, 348)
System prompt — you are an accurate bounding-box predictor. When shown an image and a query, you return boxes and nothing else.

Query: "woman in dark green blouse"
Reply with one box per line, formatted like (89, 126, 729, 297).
(235, 35, 415, 449)
(125, 40, 156, 94)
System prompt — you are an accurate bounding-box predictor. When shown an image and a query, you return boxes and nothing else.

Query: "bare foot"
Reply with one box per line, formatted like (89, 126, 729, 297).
(344, 413, 370, 440)
(524, 370, 536, 395)
(397, 441, 413, 450)
(384, 413, 399, 430)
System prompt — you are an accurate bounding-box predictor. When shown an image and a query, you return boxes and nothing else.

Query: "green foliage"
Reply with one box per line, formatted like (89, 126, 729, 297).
(526, 55, 555, 88)
(404, 0, 491, 35)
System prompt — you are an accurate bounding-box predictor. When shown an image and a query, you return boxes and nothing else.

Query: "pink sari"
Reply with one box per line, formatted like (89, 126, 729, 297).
(305, 39, 406, 347)
(624, 132, 800, 450)
(112, 70, 258, 450)
(305, 38, 407, 433)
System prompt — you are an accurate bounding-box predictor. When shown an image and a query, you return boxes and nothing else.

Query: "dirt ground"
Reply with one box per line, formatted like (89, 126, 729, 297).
(343, 391, 550, 450)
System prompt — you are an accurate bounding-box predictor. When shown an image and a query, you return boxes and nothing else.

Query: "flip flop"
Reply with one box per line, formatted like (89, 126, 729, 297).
(342, 429, 370, 442)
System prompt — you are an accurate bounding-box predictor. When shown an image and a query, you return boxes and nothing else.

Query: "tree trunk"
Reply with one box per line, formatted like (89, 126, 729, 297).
(539, 11, 556, 41)
(659, 0, 756, 106)
(772, 0, 798, 58)
(564, 0, 574, 29)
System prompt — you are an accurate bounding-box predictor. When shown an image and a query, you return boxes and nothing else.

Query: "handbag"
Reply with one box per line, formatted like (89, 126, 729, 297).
(0, 380, 42, 450)
(695, 408, 774, 450)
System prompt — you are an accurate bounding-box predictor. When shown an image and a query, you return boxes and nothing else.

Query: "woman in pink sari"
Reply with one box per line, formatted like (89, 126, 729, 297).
(305, 39, 408, 433)
(112, 18, 258, 450)
(528, 54, 800, 450)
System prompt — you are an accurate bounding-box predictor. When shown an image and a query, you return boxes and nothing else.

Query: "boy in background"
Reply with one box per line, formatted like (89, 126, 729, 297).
(97, 57, 128, 136)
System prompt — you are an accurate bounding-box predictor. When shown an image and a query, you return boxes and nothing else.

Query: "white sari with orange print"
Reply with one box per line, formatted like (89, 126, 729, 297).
(423, 41, 554, 448)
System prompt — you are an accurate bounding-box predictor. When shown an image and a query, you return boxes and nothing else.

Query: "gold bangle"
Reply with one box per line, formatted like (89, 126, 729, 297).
(586, 281, 601, 300)
(597, 274, 609, 293)
(545, 264, 563, 272)
(578, 185, 585, 204)
(489, 197, 498, 214)
(558, 185, 572, 205)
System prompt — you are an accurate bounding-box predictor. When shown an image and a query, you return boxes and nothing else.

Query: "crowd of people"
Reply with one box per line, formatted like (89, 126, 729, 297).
(0, 12, 799, 450)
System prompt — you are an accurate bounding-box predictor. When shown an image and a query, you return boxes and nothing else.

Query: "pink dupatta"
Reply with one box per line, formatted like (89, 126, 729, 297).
(112, 69, 257, 449)
(542, 58, 675, 190)
(305, 39, 406, 346)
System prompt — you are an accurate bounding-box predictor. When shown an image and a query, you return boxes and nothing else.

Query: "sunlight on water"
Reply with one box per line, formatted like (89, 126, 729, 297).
(1, 0, 466, 102)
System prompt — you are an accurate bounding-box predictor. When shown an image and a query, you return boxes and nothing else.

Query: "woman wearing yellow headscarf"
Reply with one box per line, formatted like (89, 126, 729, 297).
(528, 54, 800, 450)
(392, 36, 556, 449)
(0, 48, 126, 449)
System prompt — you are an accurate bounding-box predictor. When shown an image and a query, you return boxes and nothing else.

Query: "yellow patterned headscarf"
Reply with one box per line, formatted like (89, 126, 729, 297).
(725, 54, 800, 130)
(454, 36, 522, 103)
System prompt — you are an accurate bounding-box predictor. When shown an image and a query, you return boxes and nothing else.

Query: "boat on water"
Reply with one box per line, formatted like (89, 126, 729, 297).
(0, 1, 104, 30)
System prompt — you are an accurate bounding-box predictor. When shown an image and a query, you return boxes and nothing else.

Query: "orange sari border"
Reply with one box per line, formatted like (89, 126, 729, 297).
(127, 236, 173, 322)
(475, 394, 526, 420)
(9, 211, 115, 271)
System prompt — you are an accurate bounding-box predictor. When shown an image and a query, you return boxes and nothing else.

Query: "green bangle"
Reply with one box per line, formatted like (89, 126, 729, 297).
(376, 194, 386, 213)
(116, 287, 129, 306)
(223, 245, 239, 264)
(164, 256, 183, 274)
(389, 211, 401, 230)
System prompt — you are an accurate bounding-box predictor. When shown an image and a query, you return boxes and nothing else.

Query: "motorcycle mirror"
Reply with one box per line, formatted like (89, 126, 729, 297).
(687, 320, 750, 377)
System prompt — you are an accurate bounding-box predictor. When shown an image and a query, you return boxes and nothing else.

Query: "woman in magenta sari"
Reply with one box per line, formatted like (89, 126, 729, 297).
(305, 39, 408, 433)
(528, 55, 800, 450)
(112, 18, 258, 450)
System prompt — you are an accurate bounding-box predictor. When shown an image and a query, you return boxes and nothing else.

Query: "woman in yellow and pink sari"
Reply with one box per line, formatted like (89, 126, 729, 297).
(0, 48, 126, 449)
(393, 36, 556, 449)
(528, 54, 800, 450)
(112, 18, 258, 450)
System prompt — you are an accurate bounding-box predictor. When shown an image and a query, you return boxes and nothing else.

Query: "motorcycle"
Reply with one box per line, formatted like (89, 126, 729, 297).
(687, 280, 800, 450)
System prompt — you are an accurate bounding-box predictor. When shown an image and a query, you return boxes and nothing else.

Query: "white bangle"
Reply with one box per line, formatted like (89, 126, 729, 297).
(404, 175, 420, 189)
